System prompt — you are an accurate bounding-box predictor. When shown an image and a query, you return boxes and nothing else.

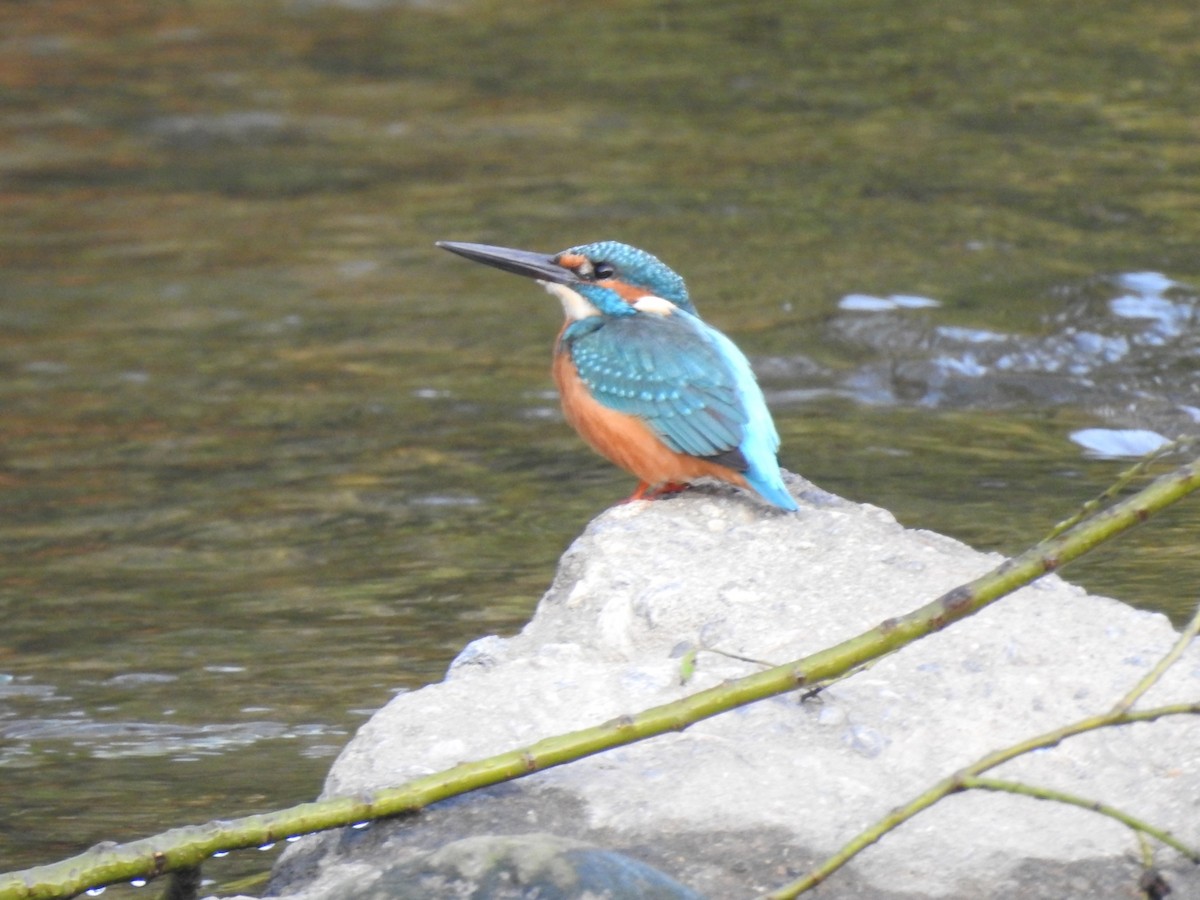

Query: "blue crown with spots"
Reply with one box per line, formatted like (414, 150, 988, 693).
(565, 241, 697, 317)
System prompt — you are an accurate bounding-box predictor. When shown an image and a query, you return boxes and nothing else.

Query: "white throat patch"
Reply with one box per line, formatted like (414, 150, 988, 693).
(539, 280, 600, 320)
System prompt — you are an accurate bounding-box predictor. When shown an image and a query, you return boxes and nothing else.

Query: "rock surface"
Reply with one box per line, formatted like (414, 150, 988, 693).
(261, 474, 1200, 899)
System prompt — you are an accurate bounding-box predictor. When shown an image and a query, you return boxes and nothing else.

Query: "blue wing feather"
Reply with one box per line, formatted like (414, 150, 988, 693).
(564, 313, 748, 464)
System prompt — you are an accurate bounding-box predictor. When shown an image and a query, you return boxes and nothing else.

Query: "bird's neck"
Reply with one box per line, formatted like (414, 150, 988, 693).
(540, 281, 600, 321)
(556, 315, 603, 354)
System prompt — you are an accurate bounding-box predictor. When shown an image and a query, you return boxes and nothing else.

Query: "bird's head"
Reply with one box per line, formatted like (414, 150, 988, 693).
(436, 239, 697, 320)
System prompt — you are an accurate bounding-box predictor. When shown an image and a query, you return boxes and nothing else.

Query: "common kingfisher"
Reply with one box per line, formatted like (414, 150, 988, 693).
(436, 239, 798, 512)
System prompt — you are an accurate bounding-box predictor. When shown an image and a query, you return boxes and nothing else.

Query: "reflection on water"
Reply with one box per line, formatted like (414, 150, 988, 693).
(3, 0, 1200, 890)
(823, 269, 1199, 426)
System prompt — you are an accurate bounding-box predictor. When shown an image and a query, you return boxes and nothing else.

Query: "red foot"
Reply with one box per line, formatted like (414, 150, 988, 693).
(622, 481, 691, 503)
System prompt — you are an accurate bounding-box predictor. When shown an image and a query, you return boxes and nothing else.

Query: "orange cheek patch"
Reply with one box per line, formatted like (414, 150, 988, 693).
(597, 278, 643, 303)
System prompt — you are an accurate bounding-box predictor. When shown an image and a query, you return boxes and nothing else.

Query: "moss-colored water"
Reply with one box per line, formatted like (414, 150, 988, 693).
(2, 0, 1199, 891)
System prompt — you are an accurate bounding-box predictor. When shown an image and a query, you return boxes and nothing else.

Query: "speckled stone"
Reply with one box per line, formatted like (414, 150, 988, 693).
(262, 474, 1200, 900)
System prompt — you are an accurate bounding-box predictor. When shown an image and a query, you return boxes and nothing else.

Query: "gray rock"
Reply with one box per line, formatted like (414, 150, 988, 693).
(264, 475, 1200, 899)
(316, 833, 703, 900)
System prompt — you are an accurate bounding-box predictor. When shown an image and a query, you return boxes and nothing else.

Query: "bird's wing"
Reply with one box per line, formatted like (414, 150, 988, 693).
(563, 313, 751, 467)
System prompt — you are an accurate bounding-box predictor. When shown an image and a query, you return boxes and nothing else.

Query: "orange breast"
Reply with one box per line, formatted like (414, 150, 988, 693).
(552, 349, 748, 491)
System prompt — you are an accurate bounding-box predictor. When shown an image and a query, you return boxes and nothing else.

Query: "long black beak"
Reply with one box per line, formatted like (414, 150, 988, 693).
(436, 240, 578, 285)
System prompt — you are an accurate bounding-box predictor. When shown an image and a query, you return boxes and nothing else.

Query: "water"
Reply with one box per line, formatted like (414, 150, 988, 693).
(2, 0, 1199, 895)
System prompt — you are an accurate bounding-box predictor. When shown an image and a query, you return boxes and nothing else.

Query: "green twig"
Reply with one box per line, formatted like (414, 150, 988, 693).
(762, 700, 1200, 899)
(1041, 435, 1196, 542)
(963, 776, 1199, 862)
(1112, 601, 1200, 715)
(1137, 830, 1155, 871)
(762, 602, 1200, 899)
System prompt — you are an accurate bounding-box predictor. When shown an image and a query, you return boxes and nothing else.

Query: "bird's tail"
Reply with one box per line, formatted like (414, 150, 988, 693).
(745, 464, 798, 512)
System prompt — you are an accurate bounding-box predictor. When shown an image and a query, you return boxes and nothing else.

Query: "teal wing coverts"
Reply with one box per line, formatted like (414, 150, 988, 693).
(563, 312, 753, 469)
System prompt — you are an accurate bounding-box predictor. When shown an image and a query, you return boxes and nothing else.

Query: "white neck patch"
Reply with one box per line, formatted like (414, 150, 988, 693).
(540, 281, 600, 320)
(632, 295, 677, 316)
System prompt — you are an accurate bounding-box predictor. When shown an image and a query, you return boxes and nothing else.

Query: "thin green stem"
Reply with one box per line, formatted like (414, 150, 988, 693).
(963, 776, 1200, 863)
(1112, 601, 1200, 715)
(763, 700, 1200, 899)
(1137, 831, 1155, 871)
(1041, 436, 1196, 543)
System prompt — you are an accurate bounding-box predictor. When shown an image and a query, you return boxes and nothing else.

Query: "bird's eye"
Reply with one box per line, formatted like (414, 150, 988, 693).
(593, 261, 615, 280)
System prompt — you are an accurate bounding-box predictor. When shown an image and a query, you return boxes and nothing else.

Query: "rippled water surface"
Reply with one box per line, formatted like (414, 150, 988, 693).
(3, 0, 1200, 894)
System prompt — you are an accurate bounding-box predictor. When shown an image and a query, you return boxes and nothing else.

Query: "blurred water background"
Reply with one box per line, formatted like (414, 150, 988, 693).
(2, 1, 1199, 894)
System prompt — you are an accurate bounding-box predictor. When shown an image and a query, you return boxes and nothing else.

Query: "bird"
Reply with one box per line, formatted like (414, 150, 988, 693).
(435, 239, 798, 512)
